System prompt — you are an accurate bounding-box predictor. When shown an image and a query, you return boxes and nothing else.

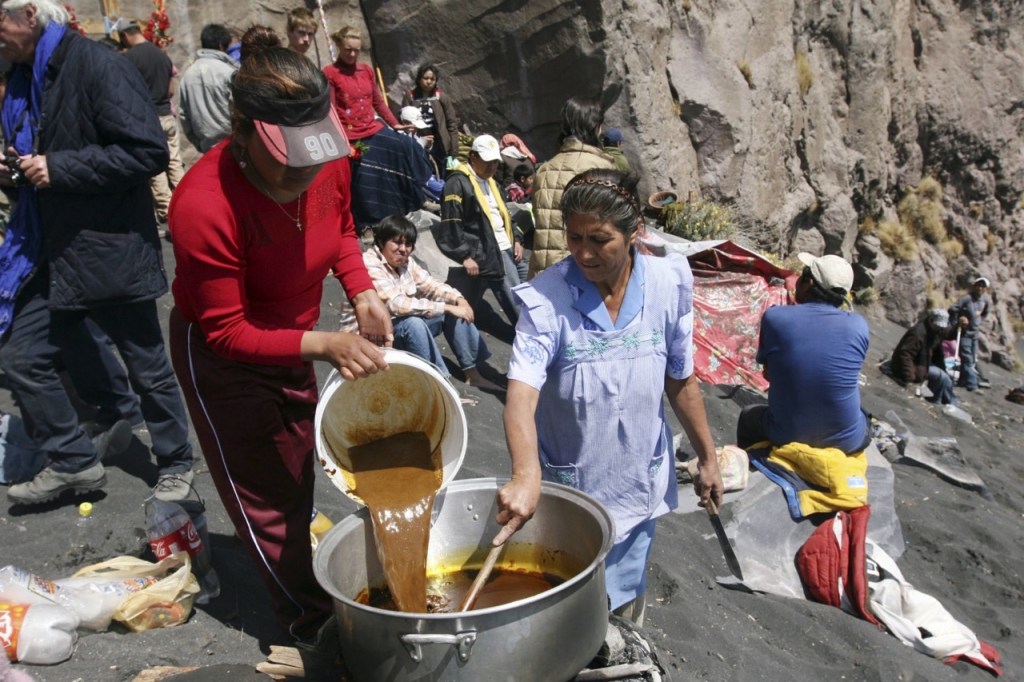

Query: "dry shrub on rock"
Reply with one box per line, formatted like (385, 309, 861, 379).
(877, 220, 917, 261)
(737, 59, 753, 88)
(663, 199, 734, 241)
(898, 177, 947, 244)
(795, 51, 813, 97)
(940, 238, 964, 259)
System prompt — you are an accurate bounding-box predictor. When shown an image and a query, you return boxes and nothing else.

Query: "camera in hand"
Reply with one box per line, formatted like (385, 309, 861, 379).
(5, 154, 27, 187)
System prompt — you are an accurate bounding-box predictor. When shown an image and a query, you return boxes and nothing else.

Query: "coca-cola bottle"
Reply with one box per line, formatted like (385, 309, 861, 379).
(144, 496, 221, 604)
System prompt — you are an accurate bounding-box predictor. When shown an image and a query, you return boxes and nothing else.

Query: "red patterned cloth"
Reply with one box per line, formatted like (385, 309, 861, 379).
(687, 242, 795, 392)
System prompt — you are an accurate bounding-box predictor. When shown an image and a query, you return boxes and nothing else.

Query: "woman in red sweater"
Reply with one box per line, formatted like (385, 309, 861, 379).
(322, 26, 432, 229)
(168, 46, 392, 645)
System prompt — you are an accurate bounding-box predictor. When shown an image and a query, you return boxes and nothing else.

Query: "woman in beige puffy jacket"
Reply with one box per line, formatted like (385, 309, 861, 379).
(528, 97, 617, 277)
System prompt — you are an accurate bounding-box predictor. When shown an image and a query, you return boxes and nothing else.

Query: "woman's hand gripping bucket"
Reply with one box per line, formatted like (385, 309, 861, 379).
(313, 348, 467, 508)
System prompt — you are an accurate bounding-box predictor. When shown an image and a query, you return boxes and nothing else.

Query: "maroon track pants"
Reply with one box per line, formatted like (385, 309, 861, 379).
(169, 308, 332, 641)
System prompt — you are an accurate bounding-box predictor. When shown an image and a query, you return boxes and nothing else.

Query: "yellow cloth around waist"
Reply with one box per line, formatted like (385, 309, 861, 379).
(768, 442, 869, 515)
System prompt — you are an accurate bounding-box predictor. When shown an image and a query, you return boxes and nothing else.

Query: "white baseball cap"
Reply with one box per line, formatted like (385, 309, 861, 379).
(470, 134, 501, 162)
(400, 106, 430, 130)
(797, 252, 854, 295)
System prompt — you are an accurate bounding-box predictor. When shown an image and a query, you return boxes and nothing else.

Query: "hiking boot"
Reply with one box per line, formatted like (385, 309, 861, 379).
(8, 462, 106, 505)
(92, 419, 133, 462)
(153, 470, 195, 502)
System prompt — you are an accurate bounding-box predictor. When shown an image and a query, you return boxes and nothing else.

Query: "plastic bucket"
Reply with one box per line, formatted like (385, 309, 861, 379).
(314, 349, 467, 504)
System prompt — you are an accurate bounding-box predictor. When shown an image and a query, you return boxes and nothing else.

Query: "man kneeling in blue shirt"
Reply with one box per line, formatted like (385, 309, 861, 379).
(736, 253, 870, 455)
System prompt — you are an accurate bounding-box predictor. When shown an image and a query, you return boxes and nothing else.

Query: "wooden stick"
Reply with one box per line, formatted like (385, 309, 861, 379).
(458, 543, 504, 612)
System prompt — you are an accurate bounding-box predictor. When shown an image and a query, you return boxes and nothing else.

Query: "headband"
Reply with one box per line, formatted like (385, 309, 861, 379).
(564, 176, 644, 228)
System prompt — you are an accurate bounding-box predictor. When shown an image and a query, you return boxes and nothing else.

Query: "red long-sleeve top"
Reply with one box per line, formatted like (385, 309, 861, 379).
(169, 141, 373, 366)
(322, 61, 400, 141)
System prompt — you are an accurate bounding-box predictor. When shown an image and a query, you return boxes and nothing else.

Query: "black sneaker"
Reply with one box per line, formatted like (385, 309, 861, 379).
(8, 462, 107, 504)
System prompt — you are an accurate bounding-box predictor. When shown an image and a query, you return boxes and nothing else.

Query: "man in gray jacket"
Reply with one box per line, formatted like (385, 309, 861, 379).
(179, 24, 237, 153)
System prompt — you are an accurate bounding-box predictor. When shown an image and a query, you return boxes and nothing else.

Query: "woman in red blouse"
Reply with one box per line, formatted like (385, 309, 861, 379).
(322, 27, 432, 228)
(168, 46, 392, 645)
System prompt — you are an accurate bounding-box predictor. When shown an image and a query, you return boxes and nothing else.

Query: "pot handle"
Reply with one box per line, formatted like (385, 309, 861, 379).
(400, 632, 477, 663)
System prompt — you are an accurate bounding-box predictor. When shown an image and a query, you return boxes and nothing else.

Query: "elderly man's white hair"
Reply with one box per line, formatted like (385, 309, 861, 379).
(2, 0, 70, 26)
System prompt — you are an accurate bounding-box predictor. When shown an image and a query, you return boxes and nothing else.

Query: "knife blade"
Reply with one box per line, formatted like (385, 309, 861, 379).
(705, 498, 744, 580)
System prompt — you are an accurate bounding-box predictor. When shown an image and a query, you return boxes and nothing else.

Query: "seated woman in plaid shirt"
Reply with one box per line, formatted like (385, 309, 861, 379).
(341, 215, 503, 392)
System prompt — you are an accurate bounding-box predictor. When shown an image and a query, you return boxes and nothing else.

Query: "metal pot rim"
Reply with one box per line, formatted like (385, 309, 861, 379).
(313, 477, 614, 619)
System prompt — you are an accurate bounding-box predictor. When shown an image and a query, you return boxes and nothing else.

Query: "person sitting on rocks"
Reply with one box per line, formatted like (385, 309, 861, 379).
(340, 215, 502, 392)
(398, 106, 444, 204)
(889, 308, 965, 406)
(505, 163, 535, 204)
(948, 276, 992, 391)
(399, 105, 434, 151)
(736, 253, 870, 454)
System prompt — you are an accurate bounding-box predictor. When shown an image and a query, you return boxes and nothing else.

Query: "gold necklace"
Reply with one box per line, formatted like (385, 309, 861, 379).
(242, 157, 304, 231)
(267, 192, 303, 231)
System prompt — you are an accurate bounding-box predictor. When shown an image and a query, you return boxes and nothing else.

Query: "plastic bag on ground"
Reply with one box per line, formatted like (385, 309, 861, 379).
(71, 553, 200, 632)
(0, 602, 79, 664)
(0, 565, 114, 631)
(677, 444, 749, 492)
(0, 554, 198, 632)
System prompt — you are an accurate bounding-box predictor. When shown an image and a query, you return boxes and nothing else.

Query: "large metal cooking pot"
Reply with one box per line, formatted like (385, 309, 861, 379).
(313, 478, 614, 682)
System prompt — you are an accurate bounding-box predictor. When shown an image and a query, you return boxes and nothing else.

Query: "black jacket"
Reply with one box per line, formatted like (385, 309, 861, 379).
(36, 31, 169, 309)
(890, 320, 958, 385)
(434, 166, 513, 281)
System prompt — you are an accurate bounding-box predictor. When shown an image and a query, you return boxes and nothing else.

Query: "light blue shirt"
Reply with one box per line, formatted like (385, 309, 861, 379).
(509, 253, 695, 545)
(563, 255, 645, 331)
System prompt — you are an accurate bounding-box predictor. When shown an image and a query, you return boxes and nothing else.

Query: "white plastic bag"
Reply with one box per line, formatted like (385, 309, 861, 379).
(0, 553, 193, 632)
(72, 554, 200, 632)
(0, 602, 79, 664)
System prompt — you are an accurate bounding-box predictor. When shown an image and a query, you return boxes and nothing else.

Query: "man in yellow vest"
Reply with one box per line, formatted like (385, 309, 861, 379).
(433, 134, 523, 326)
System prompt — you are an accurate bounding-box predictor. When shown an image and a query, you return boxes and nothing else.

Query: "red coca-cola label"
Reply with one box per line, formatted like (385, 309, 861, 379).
(150, 519, 202, 560)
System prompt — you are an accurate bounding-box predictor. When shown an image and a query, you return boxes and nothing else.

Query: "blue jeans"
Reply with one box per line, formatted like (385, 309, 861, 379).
(927, 365, 956, 404)
(392, 315, 490, 376)
(957, 333, 978, 389)
(505, 248, 528, 288)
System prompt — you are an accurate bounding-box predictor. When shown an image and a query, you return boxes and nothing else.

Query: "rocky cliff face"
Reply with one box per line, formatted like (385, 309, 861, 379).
(105, 0, 1024, 364)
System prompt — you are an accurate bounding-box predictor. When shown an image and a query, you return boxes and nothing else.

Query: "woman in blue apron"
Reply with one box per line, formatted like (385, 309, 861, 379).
(495, 169, 724, 624)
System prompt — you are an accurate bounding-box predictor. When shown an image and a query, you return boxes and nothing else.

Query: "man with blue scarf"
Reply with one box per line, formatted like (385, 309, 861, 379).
(0, 0, 194, 505)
